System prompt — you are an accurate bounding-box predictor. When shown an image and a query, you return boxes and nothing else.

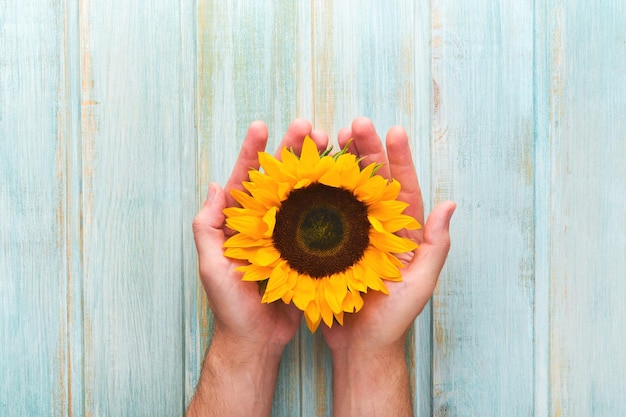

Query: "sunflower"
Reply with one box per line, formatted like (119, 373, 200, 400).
(223, 136, 421, 332)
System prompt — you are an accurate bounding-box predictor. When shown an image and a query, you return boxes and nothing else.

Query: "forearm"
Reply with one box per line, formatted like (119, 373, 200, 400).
(186, 331, 284, 417)
(330, 344, 413, 417)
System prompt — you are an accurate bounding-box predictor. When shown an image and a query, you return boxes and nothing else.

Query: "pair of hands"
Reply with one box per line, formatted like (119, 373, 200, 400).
(192, 117, 455, 357)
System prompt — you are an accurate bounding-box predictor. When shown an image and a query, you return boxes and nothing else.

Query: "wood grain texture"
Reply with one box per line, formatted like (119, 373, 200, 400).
(533, 0, 552, 415)
(548, 1, 626, 415)
(0, 1, 68, 414)
(2, 0, 626, 415)
(79, 0, 190, 414)
(431, 0, 536, 415)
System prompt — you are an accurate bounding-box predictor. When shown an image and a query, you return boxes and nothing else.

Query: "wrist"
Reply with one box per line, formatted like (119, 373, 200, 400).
(204, 328, 285, 391)
(210, 324, 287, 362)
(187, 329, 285, 417)
(330, 343, 407, 384)
(330, 344, 412, 417)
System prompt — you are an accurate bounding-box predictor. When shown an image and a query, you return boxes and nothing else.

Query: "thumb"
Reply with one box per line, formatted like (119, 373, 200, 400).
(408, 201, 456, 286)
(192, 182, 227, 257)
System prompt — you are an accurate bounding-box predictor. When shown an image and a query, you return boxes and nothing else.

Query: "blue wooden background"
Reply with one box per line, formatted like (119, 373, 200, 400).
(1, 1, 625, 416)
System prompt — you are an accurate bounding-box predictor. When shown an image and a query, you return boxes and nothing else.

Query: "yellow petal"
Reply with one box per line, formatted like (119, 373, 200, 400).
(223, 232, 267, 248)
(353, 174, 387, 202)
(259, 151, 296, 183)
(380, 215, 421, 233)
(247, 169, 276, 188)
(356, 163, 378, 186)
(281, 146, 300, 174)
(248, 187, 282, 207)
(341, 291, 355, 312)
(246, 171, 283, 206)
(225, 214, 267, 237)
(334, 311, 344, 326)
(318, 168, 341, 188)
(299, 136, 321, 170)
(285, 268, 299, 293)
(319, 296, 334, 328)
(277, 182, 292, 201)
(369, 229, 418, 254)
(368, 200, 410, 220)
(305, 155, 335, 184)
(305, 309, 322, 333)
(363, 268, 385, 291)
(251, 246, 281, 267)
(230, 188, 266, 211)
(385, 252, 406, 269)
(352, 289, 365, 311)
(223, 246, 258, 261)
(222, 206, 251, 218)
(281, 290, 295, 304)
(306, 300, 320, 321)
(334, 154, 361, 189)
(292, 275, 316, 311)
(236, 264, 273, 282)
(305, 300, 322, 332)
(294, 178, 313, 189)
(324, 275, 347, 314)
(262, 206, 277, 237)
(262, 262, 290, 303)
(368, 215, 385, 232)
(364, 248, 403, 279)
(381, 178, 402, 200)
(346, 265, 368, 293)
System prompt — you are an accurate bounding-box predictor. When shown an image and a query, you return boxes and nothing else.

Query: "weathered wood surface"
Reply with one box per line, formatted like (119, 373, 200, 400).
(546, 1, 626, 415)
(1, 1, 68, 414)
(431, 0, 536, 415)
(1, 0, 625, 416)
(78, 0, 193, 414)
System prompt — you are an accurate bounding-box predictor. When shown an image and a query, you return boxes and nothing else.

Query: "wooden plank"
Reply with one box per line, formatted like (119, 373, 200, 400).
(180, 0, 201, 409)
(79, 0, 189, 413)
(431, 0, 536, 414)
(533, 0, 552, 415)
(0, 1, 68, 414)
(63, 0, 87, 414)
(548, 1, 626, 415)
(195, 2, 304, 415)
(413, 2, 434, 415)
(308, 1, 426, 415)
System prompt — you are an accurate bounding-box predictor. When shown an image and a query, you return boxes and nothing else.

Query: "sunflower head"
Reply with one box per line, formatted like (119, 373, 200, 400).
(223, 136, 421, 332)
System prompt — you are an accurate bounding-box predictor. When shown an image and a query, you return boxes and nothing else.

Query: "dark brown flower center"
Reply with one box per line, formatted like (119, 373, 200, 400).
(273, 183, 370, 278)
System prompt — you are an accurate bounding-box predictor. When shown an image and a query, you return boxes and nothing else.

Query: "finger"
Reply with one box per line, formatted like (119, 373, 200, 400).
(406, 201, 456, 301)
(350, 117, 391, 178)
(337, 127, 358, 155)
(310, 128, 329, 152)
(386, 126, 425, 231)
(192, 183, 262, 310)
(224, 121, 269, 208)
(274, 118, 313, 157)
(192, 182, 228, 263)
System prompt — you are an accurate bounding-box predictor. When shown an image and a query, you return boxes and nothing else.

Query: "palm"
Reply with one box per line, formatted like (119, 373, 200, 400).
(202, 252, 302, 346)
